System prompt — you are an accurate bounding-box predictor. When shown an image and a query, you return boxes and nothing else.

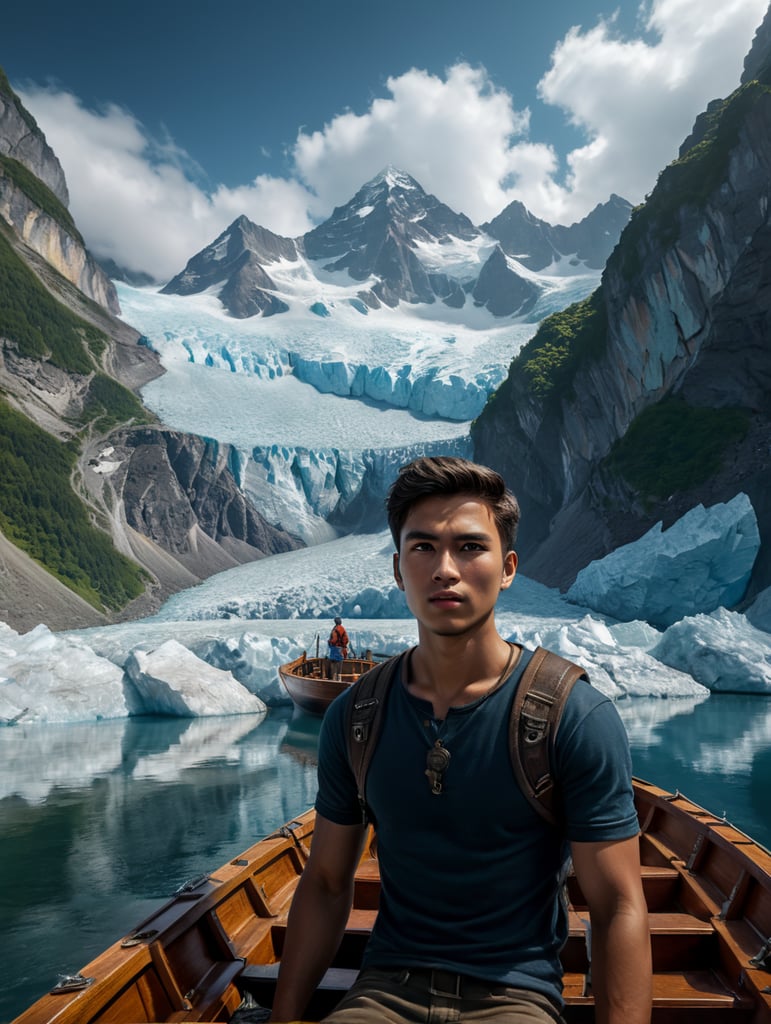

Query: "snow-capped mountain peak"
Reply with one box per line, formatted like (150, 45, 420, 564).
(160, 170, 630, 320)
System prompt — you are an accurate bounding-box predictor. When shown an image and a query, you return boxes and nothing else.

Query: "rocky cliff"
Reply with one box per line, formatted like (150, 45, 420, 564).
(0, 68, 67, 204)
(473, 6, 771, 597)
(0, 71, 119, 315)
(482, 194, 632, 272)
(0, 72, 303, 631)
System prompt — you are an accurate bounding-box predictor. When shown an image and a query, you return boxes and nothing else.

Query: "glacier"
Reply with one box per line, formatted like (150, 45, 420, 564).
(115, 267, 601, 544)
(3, 266, 769, 726)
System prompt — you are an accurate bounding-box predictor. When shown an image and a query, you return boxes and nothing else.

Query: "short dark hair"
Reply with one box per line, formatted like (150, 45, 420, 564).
(386, 456, 520, 551)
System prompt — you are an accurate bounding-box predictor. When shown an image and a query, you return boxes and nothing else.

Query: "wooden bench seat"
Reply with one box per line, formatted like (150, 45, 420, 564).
(239, 963, 754, 1021)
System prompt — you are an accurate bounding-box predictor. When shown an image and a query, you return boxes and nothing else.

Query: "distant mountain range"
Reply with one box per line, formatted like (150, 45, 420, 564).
(161, 167, 632, 320)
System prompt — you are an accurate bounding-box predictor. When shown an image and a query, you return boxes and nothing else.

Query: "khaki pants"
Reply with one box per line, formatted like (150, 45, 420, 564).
(321, 968, 565, 1023)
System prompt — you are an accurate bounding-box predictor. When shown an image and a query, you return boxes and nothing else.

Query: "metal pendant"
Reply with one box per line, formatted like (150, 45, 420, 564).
(425, 740, 451, 795)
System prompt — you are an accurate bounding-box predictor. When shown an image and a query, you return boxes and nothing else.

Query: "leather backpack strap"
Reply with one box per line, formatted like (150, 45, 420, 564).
(346, 652, 408, 823)
(509, 646, 588, 826)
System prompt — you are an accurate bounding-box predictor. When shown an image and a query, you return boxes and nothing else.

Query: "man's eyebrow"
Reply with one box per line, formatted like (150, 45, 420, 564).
(402, 529, 492, 542)
(403, 529, 439, 542)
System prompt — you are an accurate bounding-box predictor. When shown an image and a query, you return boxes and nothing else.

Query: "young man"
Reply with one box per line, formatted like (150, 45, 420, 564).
(271, 457, 651, 1024)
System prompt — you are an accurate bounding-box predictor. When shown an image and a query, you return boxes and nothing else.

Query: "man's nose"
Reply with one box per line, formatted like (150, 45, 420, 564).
(433, 550, 460, 581)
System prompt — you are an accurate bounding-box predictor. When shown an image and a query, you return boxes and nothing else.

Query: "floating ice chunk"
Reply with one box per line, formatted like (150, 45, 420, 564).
(566, 494, 759, 628)
(509, 614, 709, 699)
(0, 625, 128, 724)
(124, 640, 267, 717)
(651, 607, 771, 693)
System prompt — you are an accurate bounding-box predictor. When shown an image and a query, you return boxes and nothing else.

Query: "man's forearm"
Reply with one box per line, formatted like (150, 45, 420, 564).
(590, 907, 652, 1024)
(270, 870, 354, 1022)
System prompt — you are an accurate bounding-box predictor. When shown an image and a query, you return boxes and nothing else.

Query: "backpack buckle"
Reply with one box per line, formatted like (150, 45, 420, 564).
(521, 712, 548, 745)
(352, 698, 379, 744)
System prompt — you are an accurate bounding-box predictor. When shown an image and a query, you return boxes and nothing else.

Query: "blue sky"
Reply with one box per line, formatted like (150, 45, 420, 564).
(3, 0, 768, 279)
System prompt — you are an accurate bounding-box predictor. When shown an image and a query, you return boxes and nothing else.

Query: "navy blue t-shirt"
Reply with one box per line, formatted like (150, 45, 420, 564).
(315, 647, 639, 1007)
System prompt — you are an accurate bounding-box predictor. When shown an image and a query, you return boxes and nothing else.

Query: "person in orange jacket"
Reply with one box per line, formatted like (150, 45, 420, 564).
(327, 617, 349, 679)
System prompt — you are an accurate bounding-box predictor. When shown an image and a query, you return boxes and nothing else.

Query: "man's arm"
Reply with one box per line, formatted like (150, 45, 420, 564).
(571, 835, 652, 1024)
(270, 814, 368, 1023)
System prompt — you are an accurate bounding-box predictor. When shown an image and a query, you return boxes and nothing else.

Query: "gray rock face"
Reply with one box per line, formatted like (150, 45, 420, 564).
(0, 76, 118, 314)
(302, 167, 478, 308)
(742, 4, 771, 84)
(473, 28, 771, 596)
(113, 428, 301, 559)
(0, 170, 120, 314)
(0, 77, 68, 206)
(471, 245, 539, 316)
(483, 195, 632, 272)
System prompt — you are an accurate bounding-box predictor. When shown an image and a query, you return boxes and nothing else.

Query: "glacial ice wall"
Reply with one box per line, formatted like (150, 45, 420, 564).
(240, 437, 473, 545)
(288, 353, 503, 420)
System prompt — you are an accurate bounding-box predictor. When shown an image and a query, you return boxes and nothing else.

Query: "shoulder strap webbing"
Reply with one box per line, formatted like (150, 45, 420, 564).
(509, 646, 588, 827)
(345, 652, 408, 822)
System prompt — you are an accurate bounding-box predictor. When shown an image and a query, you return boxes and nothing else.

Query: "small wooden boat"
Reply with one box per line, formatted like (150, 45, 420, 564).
(12, 779, 771, 1024)
(278, 651, 379, 715)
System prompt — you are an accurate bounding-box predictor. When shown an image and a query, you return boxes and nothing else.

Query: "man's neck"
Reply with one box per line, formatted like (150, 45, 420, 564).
(408, 630, 517, 719)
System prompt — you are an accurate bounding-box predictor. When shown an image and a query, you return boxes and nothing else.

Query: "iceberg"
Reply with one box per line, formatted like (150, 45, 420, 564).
(0, 623, 128, 724)
(651, 607, 771, 694)
(124, 640, 268, 717)
(566, 494, 760, 628)
(0, 518, 763, 727)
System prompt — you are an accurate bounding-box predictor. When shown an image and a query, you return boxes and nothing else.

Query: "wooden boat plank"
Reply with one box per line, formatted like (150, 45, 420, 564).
(238, 965, 755, 1019)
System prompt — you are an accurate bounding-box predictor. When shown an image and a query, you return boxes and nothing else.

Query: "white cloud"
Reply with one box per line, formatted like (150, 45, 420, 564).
(16, 88, 318, 281)
(292, 64, 532, 222)
(293, 0, 767, 225)
(532, 0, 769, 222)
(15, 0, 769, 277)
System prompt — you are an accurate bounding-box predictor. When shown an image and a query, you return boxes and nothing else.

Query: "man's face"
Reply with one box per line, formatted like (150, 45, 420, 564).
(393, 493, 517, 638)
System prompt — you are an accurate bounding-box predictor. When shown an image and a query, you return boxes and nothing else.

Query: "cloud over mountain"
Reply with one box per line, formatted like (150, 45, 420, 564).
(17, 0, 767, 280)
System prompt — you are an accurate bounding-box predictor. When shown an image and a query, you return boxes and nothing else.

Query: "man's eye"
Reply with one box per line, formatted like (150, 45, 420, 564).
(461, 542, 485, 551)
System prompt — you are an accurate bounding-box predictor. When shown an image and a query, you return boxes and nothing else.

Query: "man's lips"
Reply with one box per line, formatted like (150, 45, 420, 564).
(429, 592, 463, 606)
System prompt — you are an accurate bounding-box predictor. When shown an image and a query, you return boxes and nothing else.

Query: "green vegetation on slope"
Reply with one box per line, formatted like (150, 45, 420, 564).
(82, 372, 150, 432)
(609, 79, 771, 281)
(0, 153, 82, 243)
(0, 398, 146, 610)
(606, 396, 750, 501)
(0, 214, 150, 610)
(0, 66, 39, 136)
(509, 289, 608, 402)
(0, 227, 105, 371)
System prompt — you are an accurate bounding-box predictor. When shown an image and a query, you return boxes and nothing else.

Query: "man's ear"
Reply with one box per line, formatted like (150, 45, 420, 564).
(393, 552, 404, 590)
(500, 550, 518, 591)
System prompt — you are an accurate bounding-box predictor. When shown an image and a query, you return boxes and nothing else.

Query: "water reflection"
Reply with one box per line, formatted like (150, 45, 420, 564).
(617, 695, 771, 845)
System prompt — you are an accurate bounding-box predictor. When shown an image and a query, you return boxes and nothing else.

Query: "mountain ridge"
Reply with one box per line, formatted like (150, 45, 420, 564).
(0, 71, 303, 631)
(161, 168, 631, 321)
